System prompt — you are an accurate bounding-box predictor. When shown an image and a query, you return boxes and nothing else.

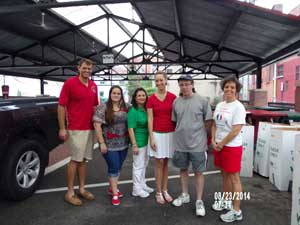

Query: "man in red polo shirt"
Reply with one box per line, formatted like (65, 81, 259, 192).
(58, 58, 98, 206)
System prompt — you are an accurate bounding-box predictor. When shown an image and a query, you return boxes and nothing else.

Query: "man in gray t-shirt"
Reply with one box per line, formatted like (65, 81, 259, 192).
(171, 74, 212, 217)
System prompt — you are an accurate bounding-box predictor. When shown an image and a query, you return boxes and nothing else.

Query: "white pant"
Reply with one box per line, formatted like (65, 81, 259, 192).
(132, 146, 149, 192)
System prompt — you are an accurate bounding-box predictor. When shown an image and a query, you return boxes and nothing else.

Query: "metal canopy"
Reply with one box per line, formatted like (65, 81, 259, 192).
(0, 0, 300, 82)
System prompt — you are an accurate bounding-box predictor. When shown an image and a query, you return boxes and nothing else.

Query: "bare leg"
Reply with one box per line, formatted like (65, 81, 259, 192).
(77, 161, 87, 193)
(195, 171, 204, 200)
(66, 160, 78, 196)
(155, 159, 164, 193)
(162, 158, 169, 191)
(230, 173, 242, 211)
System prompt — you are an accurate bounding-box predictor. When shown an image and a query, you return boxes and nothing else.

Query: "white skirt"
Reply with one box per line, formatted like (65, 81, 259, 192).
(148, 132, 174, 158)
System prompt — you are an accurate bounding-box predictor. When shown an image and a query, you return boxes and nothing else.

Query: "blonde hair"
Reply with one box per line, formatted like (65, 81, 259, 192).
(155, 71, 168, 80)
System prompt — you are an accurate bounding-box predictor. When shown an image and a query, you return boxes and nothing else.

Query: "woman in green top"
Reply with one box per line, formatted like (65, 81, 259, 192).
(128, 88, 154, 198)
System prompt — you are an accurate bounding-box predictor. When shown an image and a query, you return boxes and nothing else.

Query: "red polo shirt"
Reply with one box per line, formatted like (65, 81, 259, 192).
(146, 91, 176, 132)
(59, 75, 98, 130)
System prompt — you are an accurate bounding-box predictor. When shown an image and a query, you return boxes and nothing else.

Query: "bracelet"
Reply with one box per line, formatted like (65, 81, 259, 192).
(99, 142, 105, 144)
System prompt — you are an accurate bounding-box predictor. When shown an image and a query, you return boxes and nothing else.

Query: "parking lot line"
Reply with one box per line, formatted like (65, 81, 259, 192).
(35, 170, 220, 194)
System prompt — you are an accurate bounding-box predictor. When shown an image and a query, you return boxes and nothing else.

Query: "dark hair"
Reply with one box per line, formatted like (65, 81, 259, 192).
(178, 80, 196, 96)
(131, 87, 148, 110)
(78, 58, 93, 66)
(220, 75, 243, 93)
(106, 85, 126, 125)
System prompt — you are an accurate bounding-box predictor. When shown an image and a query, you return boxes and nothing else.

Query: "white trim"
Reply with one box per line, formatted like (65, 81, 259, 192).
(44, 157, 71, 175)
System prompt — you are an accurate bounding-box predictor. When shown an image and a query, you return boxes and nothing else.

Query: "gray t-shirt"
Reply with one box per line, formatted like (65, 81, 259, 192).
(172, 94, 212, 152)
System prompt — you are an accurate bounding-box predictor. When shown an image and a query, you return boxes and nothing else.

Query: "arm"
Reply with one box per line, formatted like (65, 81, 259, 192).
(57, 105, 68, 141)
(147, 108, 156, 150)
(211, 121, 218, 150)
(93, 122, 108, 154)
(216, 124, 244, 151)
(128, 128, 139, 155)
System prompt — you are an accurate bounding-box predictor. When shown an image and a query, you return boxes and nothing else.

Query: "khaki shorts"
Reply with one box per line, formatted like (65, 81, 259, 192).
(65, 130, 94, 162)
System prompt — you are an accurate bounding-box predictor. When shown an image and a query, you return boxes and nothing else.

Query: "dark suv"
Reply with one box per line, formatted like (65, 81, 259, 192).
(0, 97, 61, 200)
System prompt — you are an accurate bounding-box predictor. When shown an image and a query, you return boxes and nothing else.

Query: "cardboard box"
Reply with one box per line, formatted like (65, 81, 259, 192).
(269, 128, 300, 191)
(291, 134, 300, 225)
(254, 122, 291, 177)
(240, 125, 254, 177)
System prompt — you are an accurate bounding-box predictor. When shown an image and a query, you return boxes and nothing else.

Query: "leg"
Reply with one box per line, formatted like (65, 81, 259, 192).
(155, 158, 164, 193)
(132, 147, 148, 197)
(77, 161, 86, 193)
(194, 171, 204, 200)
(229, 172, 243, 211)
(155, 158, 165, 204)
(162, 158, 169, 192)
(180, 169, 189, 194)
(66, 160, 78, 196)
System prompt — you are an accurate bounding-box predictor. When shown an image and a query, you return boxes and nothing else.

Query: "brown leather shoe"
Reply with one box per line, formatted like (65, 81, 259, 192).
(78, 191, 95, 201)
(64, 194, 82, 206)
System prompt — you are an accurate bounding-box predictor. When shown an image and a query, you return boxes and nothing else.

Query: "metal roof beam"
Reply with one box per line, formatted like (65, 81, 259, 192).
(240, 39, 300, 75)
(205, 11, 242, 73)
(108, 13, 261, 61)
(0, 0, 170, 14)
(172, 0, 184, 59)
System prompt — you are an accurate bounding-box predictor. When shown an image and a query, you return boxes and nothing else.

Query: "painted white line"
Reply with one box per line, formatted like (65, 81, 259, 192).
(36, 170, 221, 194)
(45, 157, 70, 175)
(44, 144, 99, 175)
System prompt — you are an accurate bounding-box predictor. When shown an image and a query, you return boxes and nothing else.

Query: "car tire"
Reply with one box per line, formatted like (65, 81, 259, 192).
(1, 138, 48, 201)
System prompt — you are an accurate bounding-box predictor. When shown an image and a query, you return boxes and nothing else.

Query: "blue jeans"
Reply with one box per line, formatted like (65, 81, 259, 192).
(103, 149, 128, 177)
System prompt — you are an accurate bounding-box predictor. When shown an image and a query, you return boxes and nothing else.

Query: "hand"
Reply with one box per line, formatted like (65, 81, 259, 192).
(212, 140, 218, 151)
(215, 142, 224, 152)
(59, 129, 68, 141)
(150, 138, 157, 151)
(132, 146, 139, 155)
(100, 143, 108, 154)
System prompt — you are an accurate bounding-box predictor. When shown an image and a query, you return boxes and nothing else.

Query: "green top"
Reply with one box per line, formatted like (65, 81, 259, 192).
(127, 106, 149, 148)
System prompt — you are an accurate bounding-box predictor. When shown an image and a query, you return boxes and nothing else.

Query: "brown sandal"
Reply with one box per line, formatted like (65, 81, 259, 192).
(64, 194, 82, 206)
(78, 190, 95, 201)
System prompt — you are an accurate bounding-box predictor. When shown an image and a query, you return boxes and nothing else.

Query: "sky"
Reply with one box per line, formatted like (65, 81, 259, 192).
(251, 0, 300, 14)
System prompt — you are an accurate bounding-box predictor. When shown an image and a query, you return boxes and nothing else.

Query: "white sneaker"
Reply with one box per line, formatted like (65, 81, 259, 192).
(220, 209, 243, 223)
(132, 189, 150, 198)
(212, 200, 232, 211)
(142, 185, 154, 194)
(195, 200, 206, 217)
(172, 193, 190, 207)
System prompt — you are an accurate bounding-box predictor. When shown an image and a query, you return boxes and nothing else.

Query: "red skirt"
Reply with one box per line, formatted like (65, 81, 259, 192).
(212, 145, 242, 173)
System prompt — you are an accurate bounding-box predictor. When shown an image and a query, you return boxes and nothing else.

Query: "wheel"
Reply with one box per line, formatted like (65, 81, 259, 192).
(1, 139, 48, 200)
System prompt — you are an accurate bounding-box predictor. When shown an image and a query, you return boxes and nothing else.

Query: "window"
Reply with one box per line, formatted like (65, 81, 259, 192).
(277, 65, 284, 77)
(296, 65, 300, 80)
(285, 80, 288, 92)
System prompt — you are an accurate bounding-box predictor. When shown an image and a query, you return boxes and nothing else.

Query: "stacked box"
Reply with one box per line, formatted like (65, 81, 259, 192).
(248, 89, 267, 107)
(269, 128, 300, 191)
(240, 125, 254, 177)
(254, 122, 291, 177)
(291, 134, 300, 225)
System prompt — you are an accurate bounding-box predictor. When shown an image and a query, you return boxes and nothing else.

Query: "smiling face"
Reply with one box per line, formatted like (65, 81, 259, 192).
(155, 73, 167, 91)
(110, 87, 122, 103)
(223, 81, 237, 101)
(135, 90, 147, 106)
(179, 80, 193, 97)
(78, 62, 92, 80)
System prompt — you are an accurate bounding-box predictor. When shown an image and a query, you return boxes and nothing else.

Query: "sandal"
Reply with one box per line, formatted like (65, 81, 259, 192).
(64, 194, 82, 206)
(78, 190, 95, 201)
(163, 190, 173, 203)
(155, 192, 165, 204)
